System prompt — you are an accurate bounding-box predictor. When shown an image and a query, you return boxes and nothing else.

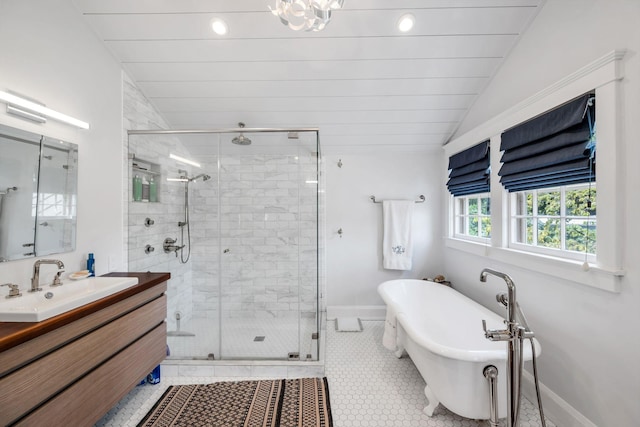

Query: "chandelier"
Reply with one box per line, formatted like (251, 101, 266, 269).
(269, 0, 344, 32)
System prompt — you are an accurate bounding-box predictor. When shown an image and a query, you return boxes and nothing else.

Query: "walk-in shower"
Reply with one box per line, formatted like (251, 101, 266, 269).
(127, 127, 322, 362)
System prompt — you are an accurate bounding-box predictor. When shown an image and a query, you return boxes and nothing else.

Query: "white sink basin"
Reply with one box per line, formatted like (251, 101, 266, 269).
(0, 276, 139, 322)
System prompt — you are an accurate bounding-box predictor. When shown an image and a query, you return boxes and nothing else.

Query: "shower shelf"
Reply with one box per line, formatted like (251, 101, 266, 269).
(132, 166, 160, 176)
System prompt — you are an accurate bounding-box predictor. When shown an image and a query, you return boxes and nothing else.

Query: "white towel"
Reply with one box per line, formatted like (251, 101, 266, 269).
(382, 200, 414, 270)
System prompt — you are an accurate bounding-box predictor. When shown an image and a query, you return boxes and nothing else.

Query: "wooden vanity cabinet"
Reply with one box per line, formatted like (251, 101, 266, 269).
(0, 273, 168, 427)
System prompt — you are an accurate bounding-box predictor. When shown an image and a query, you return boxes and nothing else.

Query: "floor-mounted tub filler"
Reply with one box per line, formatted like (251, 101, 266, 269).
(378, 277, 544, 424)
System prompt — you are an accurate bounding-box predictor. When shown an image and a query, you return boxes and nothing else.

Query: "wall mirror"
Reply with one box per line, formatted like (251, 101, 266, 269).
(0, 123, 78, 262)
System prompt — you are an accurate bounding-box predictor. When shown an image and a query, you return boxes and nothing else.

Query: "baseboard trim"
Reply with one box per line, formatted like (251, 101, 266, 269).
(522, 370, 596, 427)
(327, 305, 386, 321)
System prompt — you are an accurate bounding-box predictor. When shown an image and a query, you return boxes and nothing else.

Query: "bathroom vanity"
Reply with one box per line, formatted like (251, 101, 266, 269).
(0, 272, 169, 426)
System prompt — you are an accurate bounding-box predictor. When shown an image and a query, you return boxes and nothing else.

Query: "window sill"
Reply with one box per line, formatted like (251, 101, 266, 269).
(444, 237, 624, 293)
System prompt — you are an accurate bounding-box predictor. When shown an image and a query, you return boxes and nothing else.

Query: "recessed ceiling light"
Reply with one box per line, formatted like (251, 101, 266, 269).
(398, 14, 415, 33)
(211, 19, 228, 35)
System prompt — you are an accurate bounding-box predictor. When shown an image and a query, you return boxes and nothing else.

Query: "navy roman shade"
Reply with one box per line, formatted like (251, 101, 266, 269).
(447, 140, 490, 196)
(498, 93, 595, 192)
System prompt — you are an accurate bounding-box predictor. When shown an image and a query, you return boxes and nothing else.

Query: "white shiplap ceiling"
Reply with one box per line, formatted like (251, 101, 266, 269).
(72, 0, 543, 151)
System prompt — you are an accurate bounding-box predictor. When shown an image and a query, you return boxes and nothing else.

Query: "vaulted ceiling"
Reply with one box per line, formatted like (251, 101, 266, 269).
(72, 0, 543, 151)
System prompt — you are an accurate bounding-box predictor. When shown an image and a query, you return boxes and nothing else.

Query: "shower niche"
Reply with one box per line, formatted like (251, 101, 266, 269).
(127, 128, 322, 363)
(130, 156, 160, 203)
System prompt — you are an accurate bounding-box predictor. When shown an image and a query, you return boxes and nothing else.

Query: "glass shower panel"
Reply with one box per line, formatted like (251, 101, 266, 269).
(218, 130, 318, 360)
(296, 131, 320, 361)
(128, 129, 319, 361)
(127, 132, 221, 360)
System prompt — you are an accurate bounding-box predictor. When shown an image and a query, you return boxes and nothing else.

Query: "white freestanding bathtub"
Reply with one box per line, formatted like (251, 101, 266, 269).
(378, 279, 540, 420)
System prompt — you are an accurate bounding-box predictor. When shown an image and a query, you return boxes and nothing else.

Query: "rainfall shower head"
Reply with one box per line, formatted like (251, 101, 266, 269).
(232, 122, 252, 145)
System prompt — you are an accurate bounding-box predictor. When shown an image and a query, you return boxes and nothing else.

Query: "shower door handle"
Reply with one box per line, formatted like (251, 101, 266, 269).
(223, 248, 230, 253)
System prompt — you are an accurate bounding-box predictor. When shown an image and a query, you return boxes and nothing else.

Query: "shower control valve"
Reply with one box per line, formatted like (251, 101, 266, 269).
(163, 238, 184, 256)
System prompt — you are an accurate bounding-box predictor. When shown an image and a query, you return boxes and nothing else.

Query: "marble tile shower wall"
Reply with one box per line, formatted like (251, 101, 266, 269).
(189, 152, 319, 328)
(185, 154, 219, 323)
(126, 133, 197, 331)
(123, 73, 194, 330)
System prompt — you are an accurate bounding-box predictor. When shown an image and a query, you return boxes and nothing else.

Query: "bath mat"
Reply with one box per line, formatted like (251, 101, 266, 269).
(137, 377, 333, 427)
(335, 317, 363, 332)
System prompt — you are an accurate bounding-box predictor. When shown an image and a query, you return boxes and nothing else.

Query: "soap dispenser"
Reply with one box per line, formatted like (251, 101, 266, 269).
(149, 175, 157, 202)
(133, 175, 142, 201)
(87, 253, 95, 277)
(141, 175, 150, 202)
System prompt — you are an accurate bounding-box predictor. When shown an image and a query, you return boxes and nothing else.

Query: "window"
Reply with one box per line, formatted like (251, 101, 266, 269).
(499, 93, 596, 261)
(444, 51, 624, 292)
(511, 184, 595, 260)
(454, 193, 491, 240)
(447, 140, 490, 241)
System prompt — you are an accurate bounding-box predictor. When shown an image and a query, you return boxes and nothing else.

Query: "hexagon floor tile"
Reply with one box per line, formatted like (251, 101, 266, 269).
(96, 320, 555, 427)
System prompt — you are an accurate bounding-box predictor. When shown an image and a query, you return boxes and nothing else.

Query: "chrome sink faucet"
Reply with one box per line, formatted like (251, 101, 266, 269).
(30, 259, 65, 292)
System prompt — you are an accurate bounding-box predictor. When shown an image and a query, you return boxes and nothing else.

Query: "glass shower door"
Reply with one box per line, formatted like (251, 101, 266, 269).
(218, 130, 318, 360)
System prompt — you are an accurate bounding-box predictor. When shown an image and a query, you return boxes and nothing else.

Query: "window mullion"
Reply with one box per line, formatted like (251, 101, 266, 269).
(532, 191, 538, 246)
(476, 196, 481, 237)
(560, 187, 567, 251)
(464, 198, 469, 235)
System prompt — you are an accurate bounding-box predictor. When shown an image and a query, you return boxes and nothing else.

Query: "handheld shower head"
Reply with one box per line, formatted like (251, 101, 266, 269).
(189, 174, 211, 182)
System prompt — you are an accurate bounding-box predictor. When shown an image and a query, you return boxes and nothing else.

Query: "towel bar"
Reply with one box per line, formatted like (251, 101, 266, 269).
(370, 195, 425, 204)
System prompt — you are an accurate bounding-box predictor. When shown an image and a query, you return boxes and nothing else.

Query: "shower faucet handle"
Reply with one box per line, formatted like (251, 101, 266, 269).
(163, 238, 183, 256)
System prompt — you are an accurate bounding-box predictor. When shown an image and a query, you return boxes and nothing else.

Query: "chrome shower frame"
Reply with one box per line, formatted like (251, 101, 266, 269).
(128, 126, 320, 136)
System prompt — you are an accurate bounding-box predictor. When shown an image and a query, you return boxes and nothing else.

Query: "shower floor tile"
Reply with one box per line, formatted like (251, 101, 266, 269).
(95, 320, 555, 427)
(167, 315, 317, 360)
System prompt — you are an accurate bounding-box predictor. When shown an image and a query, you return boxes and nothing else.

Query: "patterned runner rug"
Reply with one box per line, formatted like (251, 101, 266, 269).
(137, 377, 333, 427)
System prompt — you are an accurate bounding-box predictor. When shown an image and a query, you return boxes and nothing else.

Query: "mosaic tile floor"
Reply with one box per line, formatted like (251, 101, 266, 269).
(96, 320, 555, 427)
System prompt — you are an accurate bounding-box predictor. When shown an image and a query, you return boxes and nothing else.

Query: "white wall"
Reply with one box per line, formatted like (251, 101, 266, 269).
(325, 150, 444, 318)
(0, 0, 124, 284)
(446, 1, 640, 426)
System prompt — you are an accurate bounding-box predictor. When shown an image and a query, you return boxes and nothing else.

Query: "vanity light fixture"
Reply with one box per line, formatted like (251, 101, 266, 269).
(6, 105, 47, 124)
(167, 178, 189, 182)
(0, 90, 90, 129)
(169, 153, 201, 168)
(211, 19, 228, 35)
(397, 13, 415, 33)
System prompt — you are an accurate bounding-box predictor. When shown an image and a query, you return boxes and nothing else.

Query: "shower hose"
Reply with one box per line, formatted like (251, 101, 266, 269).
(527, 336, 547, 427)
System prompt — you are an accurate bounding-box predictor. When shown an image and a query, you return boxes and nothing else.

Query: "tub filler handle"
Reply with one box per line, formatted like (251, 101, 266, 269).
(482, 319, 512, 341)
